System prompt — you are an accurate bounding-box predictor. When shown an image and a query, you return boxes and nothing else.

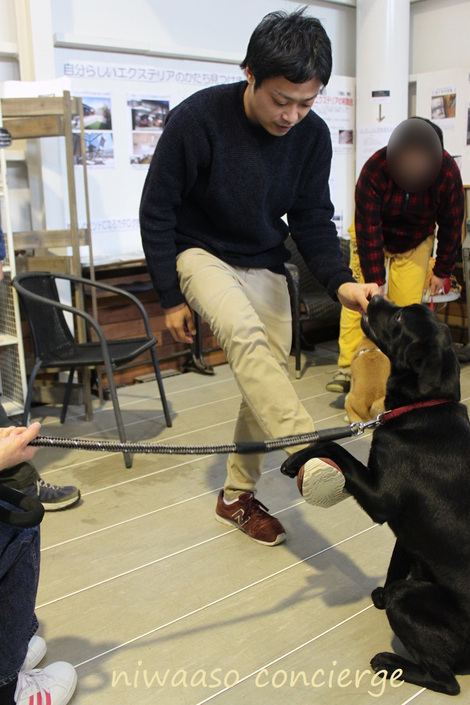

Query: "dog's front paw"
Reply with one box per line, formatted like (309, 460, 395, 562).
(370, 652, 400, 676)
(280, 445, 320, 478)
(371, 586, 386, 609)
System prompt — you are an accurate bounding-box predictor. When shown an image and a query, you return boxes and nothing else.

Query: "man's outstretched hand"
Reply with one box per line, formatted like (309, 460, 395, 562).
(337, 282, 380, 314)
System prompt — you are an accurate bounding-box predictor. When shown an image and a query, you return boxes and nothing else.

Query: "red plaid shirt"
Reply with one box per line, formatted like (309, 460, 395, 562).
(355, 147, 464, 286)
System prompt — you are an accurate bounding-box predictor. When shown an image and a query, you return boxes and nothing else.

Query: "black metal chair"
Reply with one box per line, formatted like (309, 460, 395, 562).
(285, 235, 350, 378)
(12, 271, 172, 468)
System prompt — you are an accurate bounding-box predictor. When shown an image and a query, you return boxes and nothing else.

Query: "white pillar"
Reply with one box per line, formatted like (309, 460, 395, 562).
(355, 0, 410, 176)
(14, 0, 65, 232)
(14, 0, 55, 81)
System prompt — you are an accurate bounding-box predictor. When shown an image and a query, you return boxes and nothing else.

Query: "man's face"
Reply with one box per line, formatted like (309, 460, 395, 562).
(243, 68, 322, 137)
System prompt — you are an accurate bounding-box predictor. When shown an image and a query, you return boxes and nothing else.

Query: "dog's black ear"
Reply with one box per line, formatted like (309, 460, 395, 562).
(418, 352, 443, 395)
(405, 342, 443, 395)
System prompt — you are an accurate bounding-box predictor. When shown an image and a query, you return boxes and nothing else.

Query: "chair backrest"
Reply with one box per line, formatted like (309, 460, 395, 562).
(13, 272, 76, 360)
(286, 234, 350, 296)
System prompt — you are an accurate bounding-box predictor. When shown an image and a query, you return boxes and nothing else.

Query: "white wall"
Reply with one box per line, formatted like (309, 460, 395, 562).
(410, 0, 470, 74)
(0, 57, 19, 83)
(50, 0, 356, 76)
(410, 1, 470, 184)
(0, 0, 19, 82)
(0, 0, 17, 45)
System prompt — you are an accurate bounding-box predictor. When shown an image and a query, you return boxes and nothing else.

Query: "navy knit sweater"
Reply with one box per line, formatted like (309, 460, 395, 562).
(140, 80, 354, 309)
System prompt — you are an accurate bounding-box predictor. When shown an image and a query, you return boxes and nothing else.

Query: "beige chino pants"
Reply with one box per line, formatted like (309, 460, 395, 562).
(177, 247, 315, 500)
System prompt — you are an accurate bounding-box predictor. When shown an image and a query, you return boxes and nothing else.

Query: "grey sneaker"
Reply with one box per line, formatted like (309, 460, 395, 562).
(326, 368, 351, 394)
(23, 479, 81, 511)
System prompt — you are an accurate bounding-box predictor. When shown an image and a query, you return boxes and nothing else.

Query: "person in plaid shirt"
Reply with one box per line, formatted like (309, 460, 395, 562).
(326, 117, 464, 395)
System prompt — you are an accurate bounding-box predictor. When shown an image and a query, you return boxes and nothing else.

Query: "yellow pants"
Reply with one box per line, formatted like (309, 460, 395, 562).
(338, 224, 434, 368)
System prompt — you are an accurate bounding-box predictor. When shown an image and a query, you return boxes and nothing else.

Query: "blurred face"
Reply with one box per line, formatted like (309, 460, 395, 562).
(386, 119, 443, 192)
(243, 67, 322, 137)
(391, 148, 437, 192)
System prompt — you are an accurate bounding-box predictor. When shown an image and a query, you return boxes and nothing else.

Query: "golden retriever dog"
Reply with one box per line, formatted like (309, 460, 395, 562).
(345, 337, 390, 423)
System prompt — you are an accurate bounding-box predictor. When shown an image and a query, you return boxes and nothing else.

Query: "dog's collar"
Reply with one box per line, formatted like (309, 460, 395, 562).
(355, 347, 382, 358)
(379, 398, 455, 423)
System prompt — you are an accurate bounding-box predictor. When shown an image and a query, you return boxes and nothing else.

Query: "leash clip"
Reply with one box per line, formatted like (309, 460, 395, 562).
(349, 414, 383, 436)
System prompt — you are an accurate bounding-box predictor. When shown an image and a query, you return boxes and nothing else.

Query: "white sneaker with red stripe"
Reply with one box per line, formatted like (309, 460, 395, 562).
(14, 662, 77, 705)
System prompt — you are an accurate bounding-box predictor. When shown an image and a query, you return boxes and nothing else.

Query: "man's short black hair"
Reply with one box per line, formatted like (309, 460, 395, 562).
(240, 7, 332, 89)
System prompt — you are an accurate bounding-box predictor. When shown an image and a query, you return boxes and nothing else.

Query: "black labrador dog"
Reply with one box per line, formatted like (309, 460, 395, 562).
(282, 295, 470, 696)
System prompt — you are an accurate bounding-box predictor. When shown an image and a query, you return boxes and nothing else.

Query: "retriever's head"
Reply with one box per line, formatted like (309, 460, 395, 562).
(362, 295, 460, 405)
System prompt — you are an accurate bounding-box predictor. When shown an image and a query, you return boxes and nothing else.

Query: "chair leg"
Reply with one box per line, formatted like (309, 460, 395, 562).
(295, 325, 302, 379)
(150, 346, 172, 427)
(104, 364, 132, 468)
(183, 312, 214, 375)
(292, 309, 302, 380)
(60, 367, 75, 424)
(23, 360, 42, 426)
(286, 268, 302, 379)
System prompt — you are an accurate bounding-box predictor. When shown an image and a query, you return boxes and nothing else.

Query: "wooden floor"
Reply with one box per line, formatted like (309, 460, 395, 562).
(30, 342, 470, 705)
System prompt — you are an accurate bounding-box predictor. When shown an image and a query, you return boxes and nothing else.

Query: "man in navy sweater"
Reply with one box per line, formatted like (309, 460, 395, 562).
(140, 9, 377, 546)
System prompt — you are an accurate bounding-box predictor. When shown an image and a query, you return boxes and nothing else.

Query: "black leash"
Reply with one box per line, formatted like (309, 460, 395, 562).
(16, 419, 380, 528)
(28, 419, 379, 456)
(30, 401, 454, 456)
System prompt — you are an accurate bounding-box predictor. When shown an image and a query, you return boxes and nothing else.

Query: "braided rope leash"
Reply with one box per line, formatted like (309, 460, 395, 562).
(28, 419, 378, 456)
(28, 400, 454, 461)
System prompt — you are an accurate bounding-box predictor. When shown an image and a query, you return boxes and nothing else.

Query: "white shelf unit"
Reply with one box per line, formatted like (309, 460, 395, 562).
(0, 93, 98, 419)
(0, 114, 28, 417)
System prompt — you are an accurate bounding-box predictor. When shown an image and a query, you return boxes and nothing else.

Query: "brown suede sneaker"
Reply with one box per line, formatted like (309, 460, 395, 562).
(215, 490, 286, 546)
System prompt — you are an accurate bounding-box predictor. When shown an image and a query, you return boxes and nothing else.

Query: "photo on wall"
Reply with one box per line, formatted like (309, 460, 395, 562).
(430, 87, 457, 130)
(130, 132, 162, 166)
(431, 93, 456, 120)
(71, 95, 113, 130)
(127, 95, 170, 167)
(71, 93, 114, 168)
(73, 131, 115, 168)
(338, 129, 353, 145)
